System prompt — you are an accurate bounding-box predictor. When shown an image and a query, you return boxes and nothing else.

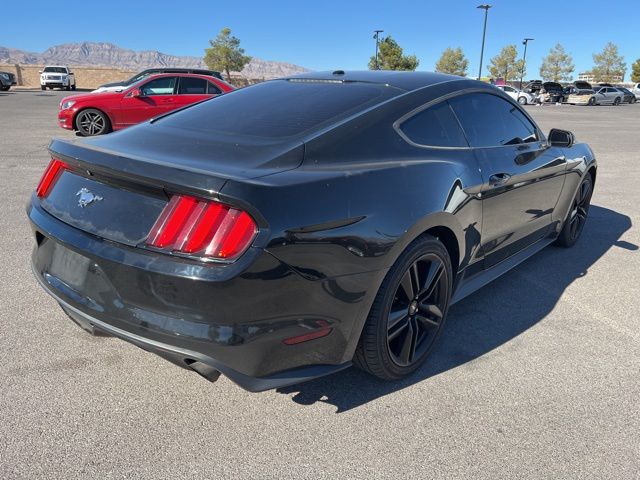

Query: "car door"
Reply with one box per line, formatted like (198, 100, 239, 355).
(174, 76, 214, 109)
(594, 87, 610, 104)
(449, 92, 568, 267)
(118, 76, 178, 127)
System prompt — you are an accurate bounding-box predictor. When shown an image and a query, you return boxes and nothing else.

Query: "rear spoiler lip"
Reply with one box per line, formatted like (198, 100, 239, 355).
(47, 138, 272, 242)
(48, 138, 229, 199)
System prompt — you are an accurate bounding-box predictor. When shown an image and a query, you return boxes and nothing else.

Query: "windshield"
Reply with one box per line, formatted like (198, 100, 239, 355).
(157, 79, 402, 139)
(43, 67, 67, 73)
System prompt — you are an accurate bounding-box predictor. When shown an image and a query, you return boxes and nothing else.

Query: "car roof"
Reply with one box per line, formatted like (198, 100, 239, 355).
(284, 70, 465, 92)
(138, 73, 221, 80)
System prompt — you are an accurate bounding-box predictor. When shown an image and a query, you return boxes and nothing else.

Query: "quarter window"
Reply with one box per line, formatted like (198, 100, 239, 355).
(140, 77, 177, 96)
(449, 93, 538, 147)
(399, 101, 468, 147)
(178, 77, 207, 94)
(207, 81, 222, 95)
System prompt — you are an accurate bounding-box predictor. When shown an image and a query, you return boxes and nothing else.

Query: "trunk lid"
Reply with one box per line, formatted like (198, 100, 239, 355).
(43, 127, 303, 246)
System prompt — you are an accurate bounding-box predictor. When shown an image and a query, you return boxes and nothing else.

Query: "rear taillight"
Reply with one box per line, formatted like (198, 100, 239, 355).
(146, 194, 257, 261)
(36, 158, 68, 197)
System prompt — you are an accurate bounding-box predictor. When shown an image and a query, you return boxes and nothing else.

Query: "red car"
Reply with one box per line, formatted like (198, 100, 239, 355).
(58, 73, 234, 136)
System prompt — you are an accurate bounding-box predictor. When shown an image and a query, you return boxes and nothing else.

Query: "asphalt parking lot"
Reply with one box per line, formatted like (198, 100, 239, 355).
(1, 88, 639, 479)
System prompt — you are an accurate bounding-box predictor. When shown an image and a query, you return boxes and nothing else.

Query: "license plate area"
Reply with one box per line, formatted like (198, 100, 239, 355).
(48, 241, 91, 290)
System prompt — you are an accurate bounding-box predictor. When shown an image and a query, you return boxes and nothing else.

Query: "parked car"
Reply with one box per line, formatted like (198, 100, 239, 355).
(58, 73, 234, 136)
(94, 68, 223, 93)
(592, 86, 624, 105)
(495, 85, 535, 104)
(0, 71, 17, 91)
(568, 86, 623, 106)
(542, 82, 565, 102)
(40, 66, 76, 91)
(615, 87, 636, 104)
(566, 89, 596, 105)
(632, 83, 640, 100)
(29, 71, 597, 391)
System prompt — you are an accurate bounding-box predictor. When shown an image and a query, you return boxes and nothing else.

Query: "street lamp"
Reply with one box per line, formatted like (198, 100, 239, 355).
(477, 4, 492, 80)
(519, 38, 534, 90)
(373, 30, 384, 70)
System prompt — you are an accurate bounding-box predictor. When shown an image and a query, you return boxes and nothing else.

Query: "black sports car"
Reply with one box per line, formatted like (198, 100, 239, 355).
(29, 71, 596, 391)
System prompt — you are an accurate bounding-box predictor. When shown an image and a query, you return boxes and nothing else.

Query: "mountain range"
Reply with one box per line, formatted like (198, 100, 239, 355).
(0, 42, 310, 79)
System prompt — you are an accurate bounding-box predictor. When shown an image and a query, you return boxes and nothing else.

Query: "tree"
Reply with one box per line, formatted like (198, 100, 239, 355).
(204, 27, 251, 82)
(434, 47, 469, 77)
(368, 36, 419, 71)
(591, 42, 626, 82)
(631, 58, 640, 83)
(539, 43, 575, 82)
(488, 45, 524, 81)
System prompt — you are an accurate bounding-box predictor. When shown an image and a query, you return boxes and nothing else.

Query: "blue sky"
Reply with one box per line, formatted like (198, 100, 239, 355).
(3, 0, 637, 80)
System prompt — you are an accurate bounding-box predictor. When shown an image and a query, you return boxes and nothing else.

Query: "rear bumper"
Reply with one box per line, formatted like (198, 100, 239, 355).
(28, 199, 370, 390)
(33, 275, 350, 391)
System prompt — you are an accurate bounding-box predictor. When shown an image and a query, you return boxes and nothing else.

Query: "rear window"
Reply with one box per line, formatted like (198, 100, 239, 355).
(157, 79, 400, 138)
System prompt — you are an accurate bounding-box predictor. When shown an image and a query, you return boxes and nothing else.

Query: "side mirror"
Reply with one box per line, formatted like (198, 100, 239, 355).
(548, 128, 575, 148)
(130, 88, 143, 98)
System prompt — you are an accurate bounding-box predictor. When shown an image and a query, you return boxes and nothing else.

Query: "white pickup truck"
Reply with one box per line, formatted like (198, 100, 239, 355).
(40, 66, 76, 91)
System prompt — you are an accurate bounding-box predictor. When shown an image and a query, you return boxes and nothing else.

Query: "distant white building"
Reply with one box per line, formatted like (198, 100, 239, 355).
(577, 71, 623, 83)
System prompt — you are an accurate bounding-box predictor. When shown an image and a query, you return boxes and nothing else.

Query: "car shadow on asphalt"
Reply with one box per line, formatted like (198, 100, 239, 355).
(276, 205, 635, 412)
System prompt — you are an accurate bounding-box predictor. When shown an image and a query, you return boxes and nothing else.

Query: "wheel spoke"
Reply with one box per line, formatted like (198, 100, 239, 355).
(418, 303, 443, 325)
(398, 318, 418, 364)
(399, 269, 415, 301)
(387, 309, 409, 340)
(420, 259, 444, 300)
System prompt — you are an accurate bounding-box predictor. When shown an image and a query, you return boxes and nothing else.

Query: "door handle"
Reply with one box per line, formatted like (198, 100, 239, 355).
(489, 173, 511, 187)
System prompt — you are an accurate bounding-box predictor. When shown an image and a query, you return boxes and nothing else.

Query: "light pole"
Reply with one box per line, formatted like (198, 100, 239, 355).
(519, 38, 534, 90)
(373, 30, 384, 70)
(477, 4, 492, 80)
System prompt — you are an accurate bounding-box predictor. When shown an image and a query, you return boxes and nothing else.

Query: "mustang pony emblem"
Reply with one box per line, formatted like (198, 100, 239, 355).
(76, 188, 103, 208)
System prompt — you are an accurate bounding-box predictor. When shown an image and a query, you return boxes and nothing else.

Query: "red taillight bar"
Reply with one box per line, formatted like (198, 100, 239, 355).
(36, 158, 68, 197)
(146, 194, 257, 261)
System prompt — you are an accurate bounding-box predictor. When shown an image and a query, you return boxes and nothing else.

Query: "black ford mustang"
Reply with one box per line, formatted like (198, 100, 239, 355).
(28, 71, 596, 391)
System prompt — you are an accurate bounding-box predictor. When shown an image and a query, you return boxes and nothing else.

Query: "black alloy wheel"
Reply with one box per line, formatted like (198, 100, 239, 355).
(556, 174, 593, 247)
(355, 235, 452, 380)
(75, 109, 110, 136)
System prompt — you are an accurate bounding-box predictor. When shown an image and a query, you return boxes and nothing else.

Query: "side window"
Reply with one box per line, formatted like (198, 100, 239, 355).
(449, 93, 538, 147)
(399, 101, 468, 147)
(140, 77, 177, 96)
(207, 81, 222, 95)
(178, 77, 207, 94)
(504, 86, 515, 92)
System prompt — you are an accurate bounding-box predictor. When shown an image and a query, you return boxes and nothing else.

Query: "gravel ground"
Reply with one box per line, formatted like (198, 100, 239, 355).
(1, 89, 638, 479)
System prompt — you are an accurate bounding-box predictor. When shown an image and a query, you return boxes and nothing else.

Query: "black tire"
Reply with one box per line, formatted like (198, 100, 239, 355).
(75, 108, 111, 136)
(65, 85, 71, 91)
(518, 96, 527, 105)
(588, 97, 596, 106)
(0, 86, 10, 91)
(71, 84, 76, 91)
(556, 174, 593, 248)
(613, 97, 621, 106)
(41, 85, 46, 91)
(354, 235, 453, 380)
